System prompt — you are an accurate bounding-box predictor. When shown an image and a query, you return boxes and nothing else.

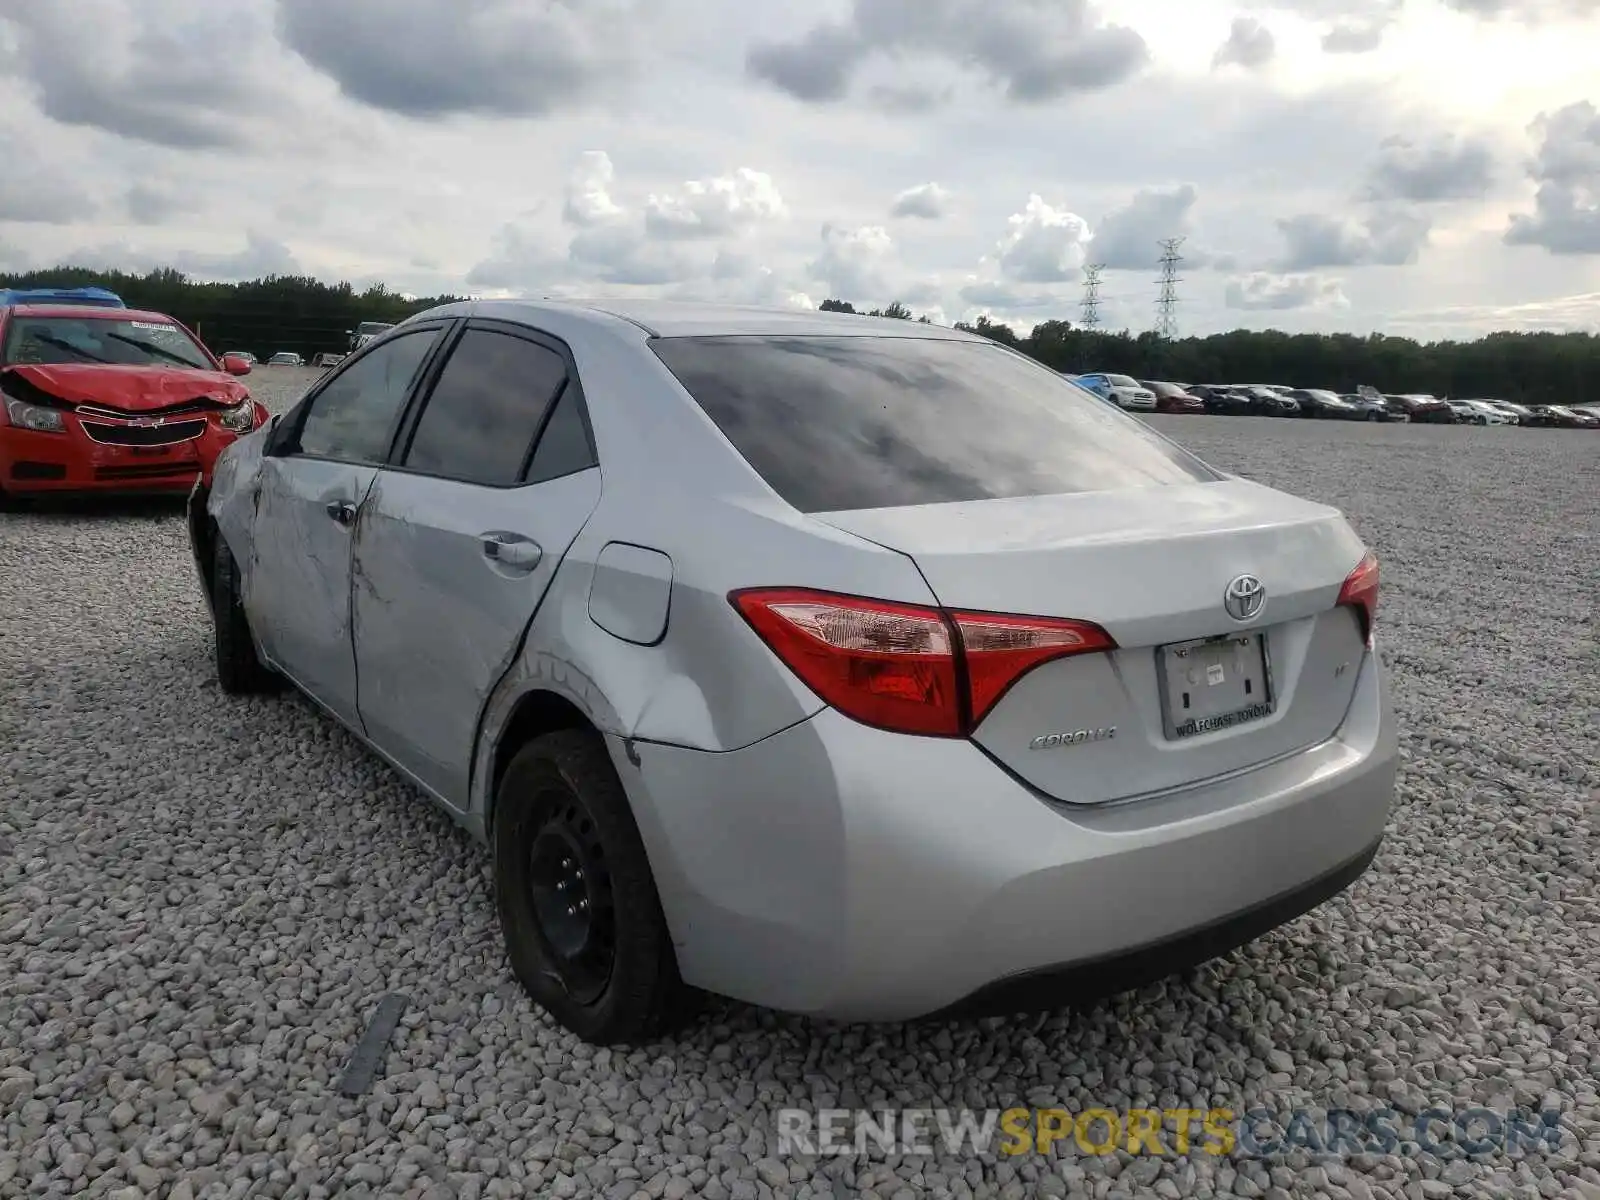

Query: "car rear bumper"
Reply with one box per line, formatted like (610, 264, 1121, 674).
(0, 421, 244, 496)
(617, 648, 1399, 1021)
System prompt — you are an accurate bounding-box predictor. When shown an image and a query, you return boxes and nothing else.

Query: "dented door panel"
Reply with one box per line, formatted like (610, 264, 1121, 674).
(247, 457, 378, 728)
(350, 466, 603, 810)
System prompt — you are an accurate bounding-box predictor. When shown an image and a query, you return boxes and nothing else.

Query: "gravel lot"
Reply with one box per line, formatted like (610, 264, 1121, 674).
(2, 365, 1597, 1200)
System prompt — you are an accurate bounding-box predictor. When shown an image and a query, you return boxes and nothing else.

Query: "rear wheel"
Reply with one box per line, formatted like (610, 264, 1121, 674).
(212, 537, 279, 694)
(493, 730, 687, 1044)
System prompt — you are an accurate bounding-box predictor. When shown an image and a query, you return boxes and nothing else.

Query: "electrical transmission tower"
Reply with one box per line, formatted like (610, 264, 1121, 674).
(1079, 263, 1105, 330)
(1155, 237, 1185, 339)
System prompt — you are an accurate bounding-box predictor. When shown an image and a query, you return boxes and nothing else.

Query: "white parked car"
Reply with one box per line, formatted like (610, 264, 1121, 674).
(1448, 400, 1514, 426)
(268, 351, 304, 367)
(1076, 373, 1157, 411)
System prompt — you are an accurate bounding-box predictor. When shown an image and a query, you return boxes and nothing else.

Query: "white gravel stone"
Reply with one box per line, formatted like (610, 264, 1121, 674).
(2, 390, 1596, 1199)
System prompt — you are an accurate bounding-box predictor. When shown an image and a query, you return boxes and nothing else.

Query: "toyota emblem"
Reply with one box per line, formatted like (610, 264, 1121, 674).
(1223, 574, 1266, 622)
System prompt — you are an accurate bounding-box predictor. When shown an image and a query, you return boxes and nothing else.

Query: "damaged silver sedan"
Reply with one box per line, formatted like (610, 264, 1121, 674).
(189, 299, 1396, 1045)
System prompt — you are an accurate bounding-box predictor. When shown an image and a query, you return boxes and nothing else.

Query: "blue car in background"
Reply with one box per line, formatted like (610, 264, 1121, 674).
(0, 286, 126, 309)
(1061, 372, 1115, 402)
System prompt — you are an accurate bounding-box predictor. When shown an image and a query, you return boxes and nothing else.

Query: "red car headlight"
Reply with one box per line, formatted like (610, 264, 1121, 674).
(217, 399, 256, 433)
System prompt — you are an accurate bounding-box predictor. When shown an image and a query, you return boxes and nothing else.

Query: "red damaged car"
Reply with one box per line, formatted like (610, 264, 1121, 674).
(0, 302, 268, 502)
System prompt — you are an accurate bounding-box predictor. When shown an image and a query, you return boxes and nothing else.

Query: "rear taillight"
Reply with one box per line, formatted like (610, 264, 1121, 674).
(1336, 551, 1379, 646)
(730, 588, 1115, 737)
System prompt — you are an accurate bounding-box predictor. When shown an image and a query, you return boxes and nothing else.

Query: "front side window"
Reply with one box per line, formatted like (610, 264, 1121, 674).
(402, 329, 569, 486)
(651, 334, 1219, 514)
(3, 316, 211, 369)
(293, 330, 437, 464)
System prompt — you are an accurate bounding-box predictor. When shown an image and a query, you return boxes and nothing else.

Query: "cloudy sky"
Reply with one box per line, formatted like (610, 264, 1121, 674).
(3, 0, 1600, 339)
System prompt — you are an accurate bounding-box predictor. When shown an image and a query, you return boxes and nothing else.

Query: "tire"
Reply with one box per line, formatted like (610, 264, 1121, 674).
(494, 730, 686, 1044)
(212, 536, 279, 694)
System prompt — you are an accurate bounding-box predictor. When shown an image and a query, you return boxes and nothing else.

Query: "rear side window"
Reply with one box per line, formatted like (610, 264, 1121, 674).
(650, 335, 1218, 513)
(525, 387, 597, 483)
(403, 329, 568, 486)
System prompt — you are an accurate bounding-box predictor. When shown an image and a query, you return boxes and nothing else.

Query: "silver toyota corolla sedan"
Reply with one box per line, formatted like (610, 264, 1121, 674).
(188, 300, 1398, 1044)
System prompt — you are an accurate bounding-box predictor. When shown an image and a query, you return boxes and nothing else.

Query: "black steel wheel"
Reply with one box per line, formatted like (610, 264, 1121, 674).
(494, 730, 688, 1044)
(524, 793, 617, 1004)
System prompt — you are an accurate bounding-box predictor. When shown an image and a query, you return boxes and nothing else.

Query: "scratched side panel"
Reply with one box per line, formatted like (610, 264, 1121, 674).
(207, 428, 268, 601)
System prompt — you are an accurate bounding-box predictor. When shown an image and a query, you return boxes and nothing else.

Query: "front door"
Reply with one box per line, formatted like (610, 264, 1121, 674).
(351, 324, 603, 808)
(246, 326, 444, 726)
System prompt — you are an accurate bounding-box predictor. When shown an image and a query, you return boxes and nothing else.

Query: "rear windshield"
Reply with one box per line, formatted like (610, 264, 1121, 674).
(3, 316, 211, 369)
(650, 334, 1219, 513)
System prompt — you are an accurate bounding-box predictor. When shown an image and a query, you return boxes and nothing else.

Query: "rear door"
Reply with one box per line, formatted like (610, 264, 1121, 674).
(351, 321, 602, 809)
(246, 325, 447, 726)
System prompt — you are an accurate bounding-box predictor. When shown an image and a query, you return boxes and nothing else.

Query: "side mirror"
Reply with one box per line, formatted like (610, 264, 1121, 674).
(221, 354, 252, 376)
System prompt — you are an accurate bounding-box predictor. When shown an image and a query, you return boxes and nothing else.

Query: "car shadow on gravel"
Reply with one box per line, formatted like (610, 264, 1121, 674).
(0, 493, 189, 521)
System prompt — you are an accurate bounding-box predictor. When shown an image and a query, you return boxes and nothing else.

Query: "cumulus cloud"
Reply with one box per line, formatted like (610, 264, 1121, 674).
(1505, 100, 1600, 255)
(808, 224, 896, 299)
(747, 0, 1148, 106)
(125, 184, 196, 225)
(1243, 0, 1401, 51)
(563, 151, 626, 227)
(1320, 20, 1388, 52)
(0, 135, 96, 223)
(569, 225, 698, 285)
(668, 250, 809, 307)
(1213, 18, 1276, 70)
(868, 84, 956, 114)
(1440, 0, 1600, 18)
(276, 0, 636, 119)
(1090, 185, 1202, 270)
(1225, 272, 1349, 310)
(60, 232, 302, 282)
(890, 183, 951, 220)
(466, 223, 568, 291)
(957, 281, 1067, 311)
(1365, 135, 1495, 202)
(644, 170, 786, 240)
(1276, 207, 1432, 268)
(2, 0, 303, 149)
(997, 195, 1091, 283)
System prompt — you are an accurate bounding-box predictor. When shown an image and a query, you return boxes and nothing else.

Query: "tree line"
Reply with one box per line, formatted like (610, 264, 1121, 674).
(3, 265, 1595, 404)
(819, 298, 1600, 405)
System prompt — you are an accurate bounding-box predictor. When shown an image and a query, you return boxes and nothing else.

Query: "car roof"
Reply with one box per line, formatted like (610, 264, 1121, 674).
(2, 303, 178, 322)
(411, 297, 981, 341)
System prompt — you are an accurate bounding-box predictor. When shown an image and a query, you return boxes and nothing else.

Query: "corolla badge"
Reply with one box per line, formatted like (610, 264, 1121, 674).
(1223, 573, 1266, 622)
(1028, 727, 1116, 751)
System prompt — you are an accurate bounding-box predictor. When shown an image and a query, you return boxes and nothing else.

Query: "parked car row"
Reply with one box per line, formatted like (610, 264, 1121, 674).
(1067, 373, 1600, 427)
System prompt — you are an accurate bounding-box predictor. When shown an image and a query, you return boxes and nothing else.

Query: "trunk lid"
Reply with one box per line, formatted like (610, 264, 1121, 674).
(814, 478, 1371, 805)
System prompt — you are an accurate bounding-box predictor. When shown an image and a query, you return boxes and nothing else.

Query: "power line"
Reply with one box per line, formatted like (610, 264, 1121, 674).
(1080, 263, 1105, 330)
(1155, 237, 1185, 339)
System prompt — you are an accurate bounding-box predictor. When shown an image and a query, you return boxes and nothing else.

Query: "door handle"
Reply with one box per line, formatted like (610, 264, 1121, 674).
(326, 500, 356, 527)
(480, 532, 542, 570)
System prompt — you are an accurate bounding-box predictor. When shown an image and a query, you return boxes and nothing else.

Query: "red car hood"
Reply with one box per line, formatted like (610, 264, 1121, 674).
(1, 363, 249, 413)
